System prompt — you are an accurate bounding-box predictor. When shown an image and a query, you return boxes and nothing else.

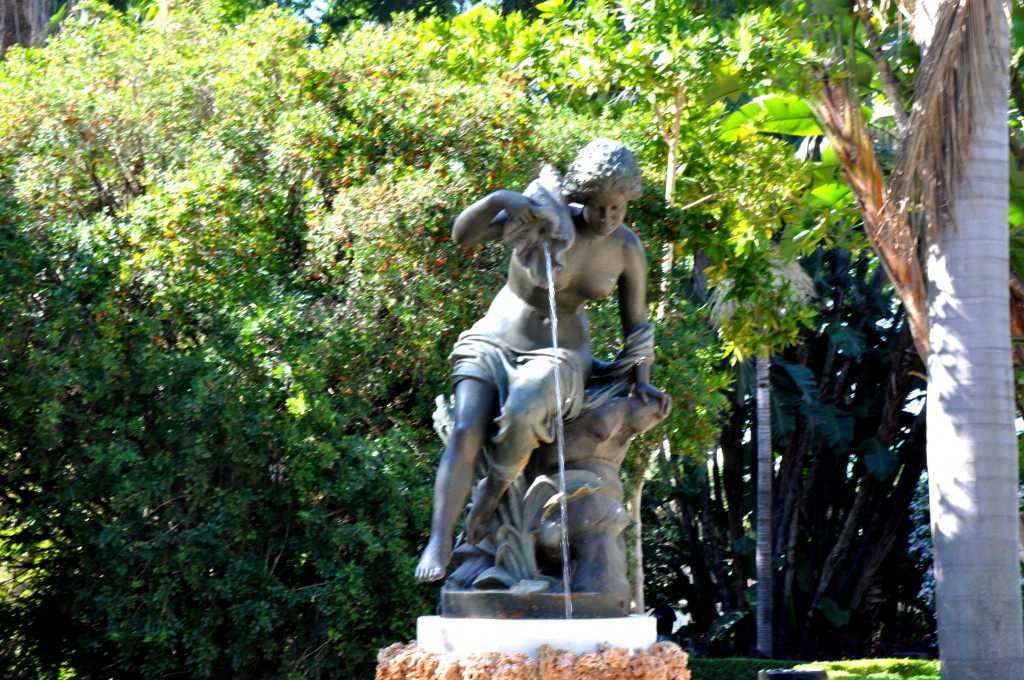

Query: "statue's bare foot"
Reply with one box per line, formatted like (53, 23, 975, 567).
(415, 537, 451, 582)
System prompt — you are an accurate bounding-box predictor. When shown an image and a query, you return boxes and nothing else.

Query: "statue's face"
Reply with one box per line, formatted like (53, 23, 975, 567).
(582, 190, 628, 236)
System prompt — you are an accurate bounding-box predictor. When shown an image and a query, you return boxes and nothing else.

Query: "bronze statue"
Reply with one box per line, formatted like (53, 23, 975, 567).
(415, 140, 670, 612)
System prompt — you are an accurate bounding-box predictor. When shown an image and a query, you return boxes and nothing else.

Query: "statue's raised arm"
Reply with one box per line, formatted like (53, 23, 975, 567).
(453, 167, 575, 287)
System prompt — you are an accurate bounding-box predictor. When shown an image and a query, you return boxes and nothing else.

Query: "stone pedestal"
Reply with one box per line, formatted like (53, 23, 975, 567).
(376, 636, 691, 680)
(416, 614, 656, 657)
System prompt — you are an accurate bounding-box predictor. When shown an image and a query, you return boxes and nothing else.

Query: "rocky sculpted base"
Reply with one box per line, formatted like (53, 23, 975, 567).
(375, 641, 691, 680)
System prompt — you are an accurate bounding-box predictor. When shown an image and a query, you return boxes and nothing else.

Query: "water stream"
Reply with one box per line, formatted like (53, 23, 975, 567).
(543, 243, 573, 620)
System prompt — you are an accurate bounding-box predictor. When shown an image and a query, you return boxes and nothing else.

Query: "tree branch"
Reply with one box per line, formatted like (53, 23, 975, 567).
(855, 1, 910, 132)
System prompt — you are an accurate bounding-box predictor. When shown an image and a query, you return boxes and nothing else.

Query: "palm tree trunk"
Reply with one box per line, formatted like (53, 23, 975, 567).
(755, 353, 773, 657)
(921, 0, 1024, 675)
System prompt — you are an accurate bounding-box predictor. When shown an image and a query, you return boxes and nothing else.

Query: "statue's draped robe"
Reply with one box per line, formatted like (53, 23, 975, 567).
(449, 322, 654, 476)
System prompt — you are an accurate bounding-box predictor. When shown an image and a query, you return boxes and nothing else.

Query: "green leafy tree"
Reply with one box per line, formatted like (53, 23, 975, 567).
(0, 5, 442, 677)
(736, 0, 1024, 670)
(317, 0, 459, 32)
(642, 247, 931, 656)
(0, 4, 631, 676)
(419, 5, 823, 628)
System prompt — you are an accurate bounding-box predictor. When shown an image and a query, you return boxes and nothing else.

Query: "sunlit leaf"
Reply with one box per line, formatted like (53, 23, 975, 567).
(719, 95, 822, 141)
(810, 182, 853, 210)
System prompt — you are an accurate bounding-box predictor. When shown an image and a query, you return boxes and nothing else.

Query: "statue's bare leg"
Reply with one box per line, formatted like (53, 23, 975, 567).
(416, 378, 496, 583)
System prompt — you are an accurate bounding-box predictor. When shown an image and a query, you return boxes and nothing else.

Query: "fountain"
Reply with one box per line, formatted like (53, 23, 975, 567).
(544, 242, 574, 622)
(385, 141, 689, 679)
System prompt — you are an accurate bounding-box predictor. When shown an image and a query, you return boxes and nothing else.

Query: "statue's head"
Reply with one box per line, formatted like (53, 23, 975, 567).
(562, 139, 643, 205)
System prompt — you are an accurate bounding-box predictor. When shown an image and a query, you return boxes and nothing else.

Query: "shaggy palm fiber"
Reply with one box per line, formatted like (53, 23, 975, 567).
(375, 640, 691, 680)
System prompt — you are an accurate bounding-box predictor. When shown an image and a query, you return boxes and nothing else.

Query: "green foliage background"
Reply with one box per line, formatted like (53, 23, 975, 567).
(0, 5, 439, 677)
(0, 3, 733, 676)
(0, 0, 944, 674)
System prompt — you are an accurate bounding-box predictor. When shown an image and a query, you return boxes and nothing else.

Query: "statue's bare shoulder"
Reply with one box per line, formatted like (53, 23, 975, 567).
(616, 225, 647, 273)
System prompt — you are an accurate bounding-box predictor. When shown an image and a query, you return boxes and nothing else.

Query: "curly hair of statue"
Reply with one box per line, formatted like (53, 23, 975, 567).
(562, 139, 643, 204)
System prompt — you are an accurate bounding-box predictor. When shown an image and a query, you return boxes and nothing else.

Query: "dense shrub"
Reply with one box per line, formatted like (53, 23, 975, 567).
(0, 5, 443, 677)
(0, 5, 566, 678)
(0, 2, 724, 676)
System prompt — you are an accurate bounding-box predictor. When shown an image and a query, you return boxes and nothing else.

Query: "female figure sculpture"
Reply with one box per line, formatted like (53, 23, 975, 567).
(415, 139, 670, 584)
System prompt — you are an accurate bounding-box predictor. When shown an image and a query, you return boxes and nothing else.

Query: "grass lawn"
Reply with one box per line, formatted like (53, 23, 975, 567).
(688, 657, 939, 680)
